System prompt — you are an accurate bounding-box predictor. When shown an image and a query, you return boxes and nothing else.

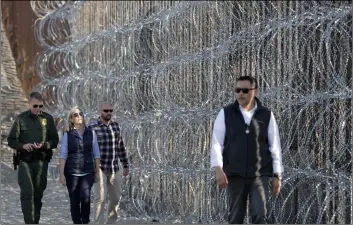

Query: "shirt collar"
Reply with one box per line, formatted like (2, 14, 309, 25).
(239, 101, 257, 113)
(71, 126, 90, 136)
(27, 110, 43, 118)
(73, 126, 86, 131)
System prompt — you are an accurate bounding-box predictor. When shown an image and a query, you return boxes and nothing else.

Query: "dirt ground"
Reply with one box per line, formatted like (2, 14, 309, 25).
(1, 162, 157, 224)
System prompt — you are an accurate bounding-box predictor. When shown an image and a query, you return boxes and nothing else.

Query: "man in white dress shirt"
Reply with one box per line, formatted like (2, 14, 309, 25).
(210, 76, 283, 224)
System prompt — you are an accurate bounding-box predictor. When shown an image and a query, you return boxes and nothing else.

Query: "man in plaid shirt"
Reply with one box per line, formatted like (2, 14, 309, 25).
(91, 102, 129, 224)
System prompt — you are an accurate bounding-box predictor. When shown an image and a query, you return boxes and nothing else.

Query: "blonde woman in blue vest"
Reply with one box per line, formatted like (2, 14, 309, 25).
(59, 106, 101, 224)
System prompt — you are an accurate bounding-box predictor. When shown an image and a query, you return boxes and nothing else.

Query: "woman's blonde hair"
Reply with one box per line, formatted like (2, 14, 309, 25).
(65, 106, 86, 131)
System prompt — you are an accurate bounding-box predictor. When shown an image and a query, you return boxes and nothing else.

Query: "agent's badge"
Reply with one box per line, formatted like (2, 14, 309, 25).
(42, 118, 47, 126)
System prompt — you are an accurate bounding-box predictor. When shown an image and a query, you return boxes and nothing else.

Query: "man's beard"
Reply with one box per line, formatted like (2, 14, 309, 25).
(102, 115, 111, 121)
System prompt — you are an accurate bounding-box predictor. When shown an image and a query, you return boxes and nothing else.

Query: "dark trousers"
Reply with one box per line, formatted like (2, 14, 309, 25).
(65, 173, 95, 224)
(18, 160, 49, 224)
(227, 176, 271, 224)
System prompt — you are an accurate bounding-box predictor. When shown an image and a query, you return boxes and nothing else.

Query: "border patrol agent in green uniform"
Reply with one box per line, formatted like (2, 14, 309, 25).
(7, 92, 59, 224)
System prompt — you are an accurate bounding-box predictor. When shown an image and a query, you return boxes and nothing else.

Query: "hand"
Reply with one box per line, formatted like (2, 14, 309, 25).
(94, 172, 100, 183)
(123, 168, 129, 177)
(33, 142, 44, 149)
(23, 143, 35, 152)
(215, 167, 228, 189)
(272, 178, 281, 196)
(60, 174, 66, 186)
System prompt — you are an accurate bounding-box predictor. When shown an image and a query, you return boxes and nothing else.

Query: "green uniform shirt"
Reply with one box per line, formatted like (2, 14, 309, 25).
(7, 110, 59, 151)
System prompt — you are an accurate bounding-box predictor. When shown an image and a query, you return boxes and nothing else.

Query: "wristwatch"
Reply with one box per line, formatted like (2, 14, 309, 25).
(273, 173, 282, 180)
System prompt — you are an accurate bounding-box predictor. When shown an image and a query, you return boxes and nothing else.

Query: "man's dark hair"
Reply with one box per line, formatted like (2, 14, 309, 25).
(29, 92, 43, 101)
(236, 76, 258, 89)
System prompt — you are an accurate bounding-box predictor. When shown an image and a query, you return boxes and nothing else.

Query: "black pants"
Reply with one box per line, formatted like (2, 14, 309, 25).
(65, 173, 95, 224)
(227, 176, 271, 224)
(18, 160, 48, 224)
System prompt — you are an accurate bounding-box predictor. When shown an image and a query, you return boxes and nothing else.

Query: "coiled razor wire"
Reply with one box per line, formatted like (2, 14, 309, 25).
(30, 1, 352, 223)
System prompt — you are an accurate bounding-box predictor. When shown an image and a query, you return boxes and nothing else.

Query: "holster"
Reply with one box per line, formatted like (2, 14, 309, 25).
(13, 151, 20, 170)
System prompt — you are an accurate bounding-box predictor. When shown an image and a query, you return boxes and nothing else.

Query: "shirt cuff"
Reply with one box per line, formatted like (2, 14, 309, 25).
(210, 160, 223, 169)
(18, 143, 25, 150)
(272, 164, 284, 174)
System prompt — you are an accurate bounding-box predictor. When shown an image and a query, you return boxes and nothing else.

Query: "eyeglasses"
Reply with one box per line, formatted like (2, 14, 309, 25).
(73, 112, 84, 118)
(102, 109, 113, 113)
(235, 88, 255, 94)
(33, 105, 44, 108)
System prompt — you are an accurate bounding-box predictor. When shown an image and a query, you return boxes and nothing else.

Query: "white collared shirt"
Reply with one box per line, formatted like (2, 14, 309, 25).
(210, 103, 284, 173)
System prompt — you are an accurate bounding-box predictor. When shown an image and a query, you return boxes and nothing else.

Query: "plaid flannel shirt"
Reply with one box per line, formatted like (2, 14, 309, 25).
(90, 118, 129, 173)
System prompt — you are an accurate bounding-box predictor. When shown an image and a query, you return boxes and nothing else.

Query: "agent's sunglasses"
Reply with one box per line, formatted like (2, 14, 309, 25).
(103, 109, 113, 113)
(235, 88, 255, 94)
(33, 104, 44, 108)
(73, 112, 84, 117)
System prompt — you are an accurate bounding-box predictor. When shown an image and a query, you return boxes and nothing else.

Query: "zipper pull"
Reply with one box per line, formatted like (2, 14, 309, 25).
(245, 125, 250, 134)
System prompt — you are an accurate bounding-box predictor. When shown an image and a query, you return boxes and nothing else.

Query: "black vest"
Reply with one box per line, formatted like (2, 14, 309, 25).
(222, 98, 273, 178)
(64, 126, 95, 175)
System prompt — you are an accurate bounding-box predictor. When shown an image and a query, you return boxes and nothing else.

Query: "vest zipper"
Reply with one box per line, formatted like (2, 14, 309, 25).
(245, 124, 249, 177)
(245, 108, 259, 177)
